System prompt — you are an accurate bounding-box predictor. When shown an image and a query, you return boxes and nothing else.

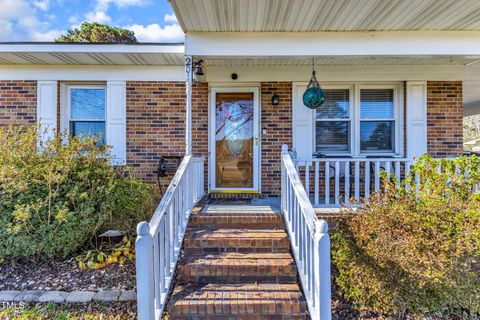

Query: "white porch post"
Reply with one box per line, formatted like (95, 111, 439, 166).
(185, 55, 193, 155)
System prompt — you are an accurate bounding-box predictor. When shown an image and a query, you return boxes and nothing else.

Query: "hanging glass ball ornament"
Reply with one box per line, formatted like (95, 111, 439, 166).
(303, 70, 325, 109)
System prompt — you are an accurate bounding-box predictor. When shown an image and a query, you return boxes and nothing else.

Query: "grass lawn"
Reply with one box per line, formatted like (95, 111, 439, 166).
(0, 302, 136, 320)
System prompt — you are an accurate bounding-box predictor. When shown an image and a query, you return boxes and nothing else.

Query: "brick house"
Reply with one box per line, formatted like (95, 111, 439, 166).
(1, 1, 479, 318)
(0, 53, 468, 200)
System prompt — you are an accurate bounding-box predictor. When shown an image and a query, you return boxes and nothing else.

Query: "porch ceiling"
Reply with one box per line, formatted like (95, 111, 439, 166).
(0, 43, 184, 66)
(170, 0, 480, 33)
(203, 56, 480, 66)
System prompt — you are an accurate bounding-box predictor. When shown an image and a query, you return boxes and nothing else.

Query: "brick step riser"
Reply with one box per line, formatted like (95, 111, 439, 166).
(177, 260, 297, 284)
(184, 247, 290, 254)
(187, 223, 284, 229)
(177, 275, 297, 283)
(188, 216, 284, 230)
(169, 304, 308, 318)
(184, 236, 290, 251)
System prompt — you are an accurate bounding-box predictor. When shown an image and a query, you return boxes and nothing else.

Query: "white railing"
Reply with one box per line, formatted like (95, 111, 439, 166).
(294, 157, 413, 207)
(135, 155, 205, 320)
(281, 145, 331, 320)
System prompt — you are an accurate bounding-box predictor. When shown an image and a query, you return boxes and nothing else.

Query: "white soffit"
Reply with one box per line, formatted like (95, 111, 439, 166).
(0, 43, 184, 66)
(170, 0, 480, 32)
(204, 56, 479, 66)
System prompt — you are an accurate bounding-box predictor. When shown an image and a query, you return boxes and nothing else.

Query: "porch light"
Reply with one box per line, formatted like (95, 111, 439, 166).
(303, 58, 325, 109)
(193, 59, 204, 76)
(193, 59, 206, 83)
(272, 94, 280, 105)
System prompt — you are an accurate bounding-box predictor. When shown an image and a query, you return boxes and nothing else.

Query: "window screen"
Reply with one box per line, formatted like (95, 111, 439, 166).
(316, 89, 351, 152)
(69, 88, 106, 144)
(360, 89, 395, 152)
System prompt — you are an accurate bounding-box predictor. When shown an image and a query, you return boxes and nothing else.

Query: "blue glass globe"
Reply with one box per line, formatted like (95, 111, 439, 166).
(303, 86, 325, 109)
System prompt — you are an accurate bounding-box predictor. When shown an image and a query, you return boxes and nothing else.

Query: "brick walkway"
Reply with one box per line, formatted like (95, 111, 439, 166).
(166, 204, 308, 319)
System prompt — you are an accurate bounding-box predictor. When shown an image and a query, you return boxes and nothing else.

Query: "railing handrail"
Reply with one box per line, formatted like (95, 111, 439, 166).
(281, 144, 331, 320)
(148, 154, 192, 235)
(136, 154, 205, 320)
(281, 151, 321, 235)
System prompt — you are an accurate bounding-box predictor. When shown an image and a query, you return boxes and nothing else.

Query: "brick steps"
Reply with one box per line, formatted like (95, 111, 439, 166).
(167, 283, 307, 319)
(177, 252, 297, 283)
(183, 229, 290, 254)
(189, 212, 284, 229)
(166, 205, 308, 319)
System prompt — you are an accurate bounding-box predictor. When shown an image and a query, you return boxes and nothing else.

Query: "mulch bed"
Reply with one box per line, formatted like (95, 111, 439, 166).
(0, 258, 135, 292)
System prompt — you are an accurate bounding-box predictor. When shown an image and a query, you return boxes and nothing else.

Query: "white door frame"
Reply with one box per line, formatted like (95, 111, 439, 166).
(209, 86, 261, 193)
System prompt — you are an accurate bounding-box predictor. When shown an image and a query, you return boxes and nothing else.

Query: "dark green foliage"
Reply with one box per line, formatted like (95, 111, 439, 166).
(106, 176, 157, 233)
(0, 126, 155, 259)
(332, 155, 480, 318)
(55, 22, 137, 43)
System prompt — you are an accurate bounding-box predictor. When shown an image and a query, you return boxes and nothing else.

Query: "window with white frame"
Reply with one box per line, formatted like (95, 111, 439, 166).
(359, 88, 395, 153)
(67, 85, 106, 144)
(316, 88, 351, 153)
(314, 83, 401, 156)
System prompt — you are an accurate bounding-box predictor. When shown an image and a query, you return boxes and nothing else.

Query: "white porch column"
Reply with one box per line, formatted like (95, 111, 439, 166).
(185, 55, 193, 155)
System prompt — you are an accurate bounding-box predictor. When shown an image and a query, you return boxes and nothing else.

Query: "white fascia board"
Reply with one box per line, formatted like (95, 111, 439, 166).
(0, 43, 185, 54)
(204, 65, 465, 82)
(0, 64, 464, 82)
(185, 31, 480, 57)
(0, 65, 183, 81)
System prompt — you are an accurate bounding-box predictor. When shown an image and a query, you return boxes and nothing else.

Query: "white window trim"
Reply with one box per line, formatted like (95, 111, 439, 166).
(313, 82, 404, 158)
(315, 84, 354, 155)
(60, 83, 107, 137)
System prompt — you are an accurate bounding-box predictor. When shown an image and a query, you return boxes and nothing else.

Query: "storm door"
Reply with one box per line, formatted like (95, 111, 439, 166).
(209, 87, 260, 192)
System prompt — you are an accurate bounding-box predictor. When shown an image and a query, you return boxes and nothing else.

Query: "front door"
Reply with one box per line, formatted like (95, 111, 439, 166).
(209, 87, 260, 192)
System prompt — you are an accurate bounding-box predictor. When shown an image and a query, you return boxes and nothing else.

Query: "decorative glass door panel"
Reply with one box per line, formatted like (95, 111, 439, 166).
(215, 92, 255, 188)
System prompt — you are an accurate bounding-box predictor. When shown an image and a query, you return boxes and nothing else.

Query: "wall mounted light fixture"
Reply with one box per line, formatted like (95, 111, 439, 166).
(272, 93, 280, 105)
(193, 59, 206, 82)
(193, 59, 204, 76)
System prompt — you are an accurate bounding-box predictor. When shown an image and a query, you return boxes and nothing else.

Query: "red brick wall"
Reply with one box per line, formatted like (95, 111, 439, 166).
(0, 79, 465, 196)
(126, 81, 185, 186)
(0, 81, 37, 128)
(426, 81, 463, 158)
(261, 82, 293, 196)
(125, 81, 209, 189)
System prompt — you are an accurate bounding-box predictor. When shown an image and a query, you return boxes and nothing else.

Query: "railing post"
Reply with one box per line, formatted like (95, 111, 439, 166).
(136, 222, 155, 320)
(314, 220, 332, 320)
(281, 144, 289, 213)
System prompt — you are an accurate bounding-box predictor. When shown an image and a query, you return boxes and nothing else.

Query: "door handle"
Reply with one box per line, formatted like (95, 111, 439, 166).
(255, 135, 258, 146)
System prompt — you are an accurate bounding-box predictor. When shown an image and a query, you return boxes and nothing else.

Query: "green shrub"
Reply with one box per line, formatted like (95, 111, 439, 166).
(106, 176, 157, 233)
(0, 126, 117, 258)
(333, 155, 480, 318)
